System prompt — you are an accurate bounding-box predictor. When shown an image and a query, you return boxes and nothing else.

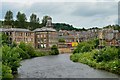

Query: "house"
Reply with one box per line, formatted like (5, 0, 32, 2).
(98, 28, 120, 47)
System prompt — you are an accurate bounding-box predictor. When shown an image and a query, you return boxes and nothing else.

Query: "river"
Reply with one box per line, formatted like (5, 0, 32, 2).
(17, 54, 119, 78)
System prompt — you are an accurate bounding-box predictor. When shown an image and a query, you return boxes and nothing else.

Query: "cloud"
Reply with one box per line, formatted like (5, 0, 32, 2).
(1, 1, 118, 28)
(72, 2, 117, 17)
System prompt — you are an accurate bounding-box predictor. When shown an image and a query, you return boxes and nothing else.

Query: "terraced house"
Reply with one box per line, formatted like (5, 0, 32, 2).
(98, 28, 120, 47)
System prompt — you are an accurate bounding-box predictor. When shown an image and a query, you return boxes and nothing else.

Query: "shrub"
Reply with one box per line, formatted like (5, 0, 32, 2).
(58, 38, 65, 43)
(18, 42, 37, 58)
(15, 47, 30, 59)
(2, 45, 21, 73)
(81, 44, 92, 53)
(10, 42, 17, 48)
(94, 47, 118, 62)
(2, 64, 13, 79)
(19, 42, 27, 51)
(73, 39, 97, 54)
(35, 50, 50, 56)
(70, 53, 80, 62)
(117, 47, 120, 59)
(71, 46, 120, 75)
(25, 44, 37, 58)
(50, 45, 59, 55)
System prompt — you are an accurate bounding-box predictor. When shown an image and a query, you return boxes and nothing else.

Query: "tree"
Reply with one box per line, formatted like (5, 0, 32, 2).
(50, 45, 59, 55)
(58, 38, 65, 42)
(2, 64, 13, 79)
(1, 33, 8, 46)
(16, 12, 27, 28)
(30, 14, 39, 23)
(29, 13, 40, 30)
(42, 15, 49, 26)
(2, 45, 21, 74)
(4, 10, 13, 25)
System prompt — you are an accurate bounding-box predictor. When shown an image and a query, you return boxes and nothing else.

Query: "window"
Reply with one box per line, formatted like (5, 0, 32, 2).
(41, 35, 43, 38)
(26, 38, 28, 42)
(44, 34, 46, 37)
(31, 38, 33, 41)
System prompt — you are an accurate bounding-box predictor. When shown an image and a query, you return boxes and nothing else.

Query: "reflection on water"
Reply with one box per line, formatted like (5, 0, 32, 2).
(17, 54, 119, 78)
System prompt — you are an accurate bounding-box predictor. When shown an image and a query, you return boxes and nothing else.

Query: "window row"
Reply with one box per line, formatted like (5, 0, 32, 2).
(14, 38, 33, 42)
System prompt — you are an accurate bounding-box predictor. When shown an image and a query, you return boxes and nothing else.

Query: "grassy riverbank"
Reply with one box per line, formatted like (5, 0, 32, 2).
(70, 39, 120, 75)
(1, 41, 59, 79)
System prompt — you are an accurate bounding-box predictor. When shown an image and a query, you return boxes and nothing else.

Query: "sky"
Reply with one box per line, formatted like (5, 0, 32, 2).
(0, 0, 119, 29)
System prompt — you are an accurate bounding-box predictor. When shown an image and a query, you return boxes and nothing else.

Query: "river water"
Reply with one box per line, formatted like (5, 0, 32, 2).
(17, 54, 119, 78)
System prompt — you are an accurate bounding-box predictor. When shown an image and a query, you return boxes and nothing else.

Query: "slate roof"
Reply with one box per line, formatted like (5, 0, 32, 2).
(34, 27, 56, 32)
(0, 28, 7, 32)
(0, 28, 30, 32)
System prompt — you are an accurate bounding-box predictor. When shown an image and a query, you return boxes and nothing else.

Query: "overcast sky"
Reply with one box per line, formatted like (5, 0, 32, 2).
(0, 0, 119, 29)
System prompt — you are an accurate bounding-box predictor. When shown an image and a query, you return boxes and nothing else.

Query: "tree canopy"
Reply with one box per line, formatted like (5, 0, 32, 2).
(2, 10, 120, 31)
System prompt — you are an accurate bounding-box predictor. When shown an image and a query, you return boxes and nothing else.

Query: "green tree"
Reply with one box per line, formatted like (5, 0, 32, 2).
(42, 15, 49, 26)
(4, 10, 13, 26)
(2, 45, 21, 73)
(73, 39, 97, 54)
(51, 45, 59, 55)
(1, 33, 8, 46)
(16, 12, 27, 28)
(15, 47, 30, 59)
(58, 38, 65, 42)
(2, 64, 13, 79)
(18, 42, 37, 58)
(29, 13, 40, 30)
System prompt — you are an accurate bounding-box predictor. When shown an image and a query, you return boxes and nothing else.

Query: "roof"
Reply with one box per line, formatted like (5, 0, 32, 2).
(0, 28, 7, 32)
(34, 27, 56, 32)
(0, 28, 30, 32)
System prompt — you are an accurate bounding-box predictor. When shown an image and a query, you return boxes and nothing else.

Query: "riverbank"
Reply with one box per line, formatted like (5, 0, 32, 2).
(17, 54, 119, 78)
(1, 41, 59, 79)
(70, 48, 120, 75)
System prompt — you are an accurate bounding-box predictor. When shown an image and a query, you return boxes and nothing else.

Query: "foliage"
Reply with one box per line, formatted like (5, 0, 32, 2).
(2, 64, 13, 79)
(10, 42, 17, 48)
(93, 47, 118, 62)
(50, 45, 59, 55)
(73, 39, 97, 54)
(58, 38, 65, 43)
(29, 13, 40, 30)
(2, 11, 120, 32)
(103, 24, 120, 31)
(16, 11, 27, 28)
(118, 47, 120, 59)
(2, 45, 21, 73)
(15, 47, 30, 59)
(34, 50, 50, 57)
(0, 47, 2, 61)
(42, 15, 49, 26)
(18, 42, 37, 58)
(70, 53, 81, 62)
(71, 47, 120, 74)
(4, 10, 13, 25)
(25, 44, 37, 57)
(53, 23, 86, 31)
(0, 33, 8, 46)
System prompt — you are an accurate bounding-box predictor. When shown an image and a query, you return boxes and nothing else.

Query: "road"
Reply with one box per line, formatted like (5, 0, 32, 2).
(17, 54, 119, 78)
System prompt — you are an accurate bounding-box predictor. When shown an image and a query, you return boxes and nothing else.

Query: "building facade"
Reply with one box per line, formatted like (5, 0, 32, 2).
(34, 27, 58, 48)
(98, 28, 120, 47)
(0, 28, 35, 47)
(34, 16, 58, 49)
